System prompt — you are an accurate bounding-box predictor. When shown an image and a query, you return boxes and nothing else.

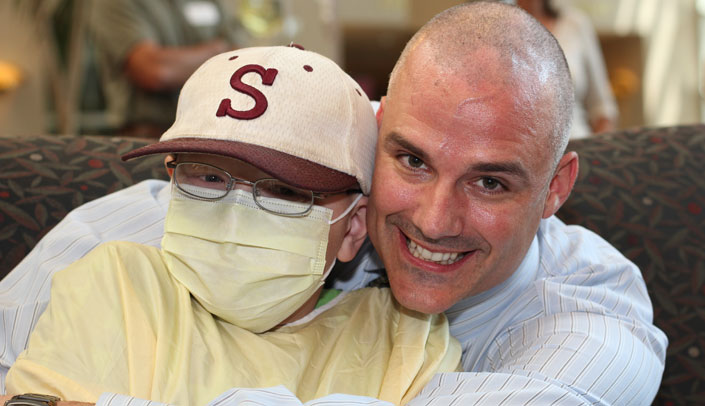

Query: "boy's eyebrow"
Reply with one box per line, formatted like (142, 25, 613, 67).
(383, 132, 428, 161)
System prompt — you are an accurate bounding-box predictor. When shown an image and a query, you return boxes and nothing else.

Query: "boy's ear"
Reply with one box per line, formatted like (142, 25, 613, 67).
(376, 97, 386, 128)
(164, 156, 175, 178)
(337, 196, 368, 262)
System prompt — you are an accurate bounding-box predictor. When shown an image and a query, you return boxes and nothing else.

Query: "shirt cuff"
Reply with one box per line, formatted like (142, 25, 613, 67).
(97, 392, 173, 406)
(208, 386, 394, 406)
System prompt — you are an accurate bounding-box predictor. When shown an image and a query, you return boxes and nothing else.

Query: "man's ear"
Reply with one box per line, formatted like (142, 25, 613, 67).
(337, 196, 368, 262)
(542, 151, 579, 218)
(376, 96, 386, 128)
(164, 156, 175, 178)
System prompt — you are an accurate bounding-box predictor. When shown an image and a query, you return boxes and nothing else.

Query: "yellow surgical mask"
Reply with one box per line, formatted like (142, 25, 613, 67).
(162, 186, 358, 333)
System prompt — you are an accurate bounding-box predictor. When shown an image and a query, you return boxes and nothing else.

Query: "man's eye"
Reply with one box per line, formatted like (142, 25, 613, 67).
(476, 177, 503, 191)
(402, 154, 426, 169)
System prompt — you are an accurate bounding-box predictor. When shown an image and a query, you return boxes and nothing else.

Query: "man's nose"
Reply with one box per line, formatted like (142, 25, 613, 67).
(411, 180, 464, 240)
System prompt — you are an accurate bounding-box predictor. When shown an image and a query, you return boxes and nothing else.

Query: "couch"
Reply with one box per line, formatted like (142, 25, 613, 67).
(1, 126, 703, 405)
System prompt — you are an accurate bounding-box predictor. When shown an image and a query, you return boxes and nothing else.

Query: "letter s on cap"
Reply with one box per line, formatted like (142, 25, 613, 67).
(216, 64, 279, 120)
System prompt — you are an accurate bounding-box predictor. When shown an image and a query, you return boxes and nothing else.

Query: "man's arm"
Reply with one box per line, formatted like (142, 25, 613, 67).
(408, 313, 665, 404)
(92, 388, 393, 406)
(91, 0, 230, 93)
(0, 180, 169, 394)
(124, 39, 228, 92)
(573, 10, 618, 134)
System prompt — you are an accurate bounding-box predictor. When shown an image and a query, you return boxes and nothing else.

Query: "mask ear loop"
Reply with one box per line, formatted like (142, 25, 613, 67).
(327, 193, 364, 225)
(323, 258, 337, 279)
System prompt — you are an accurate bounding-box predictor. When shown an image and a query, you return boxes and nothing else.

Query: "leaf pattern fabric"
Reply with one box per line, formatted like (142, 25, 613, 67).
(0, 135, 167, 273)
(558, 126, 705, 406)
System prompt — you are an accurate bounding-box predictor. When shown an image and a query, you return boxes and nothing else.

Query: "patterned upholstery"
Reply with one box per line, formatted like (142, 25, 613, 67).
(558, 125, 705, 406)
(0, 135, 167, 272)
(1, 126, 703, 404)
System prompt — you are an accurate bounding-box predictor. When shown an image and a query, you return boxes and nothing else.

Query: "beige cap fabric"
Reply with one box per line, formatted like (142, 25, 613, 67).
(122, 45, 377, 194)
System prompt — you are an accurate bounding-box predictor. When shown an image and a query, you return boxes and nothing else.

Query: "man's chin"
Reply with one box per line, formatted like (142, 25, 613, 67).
(388, 279, 458, 314)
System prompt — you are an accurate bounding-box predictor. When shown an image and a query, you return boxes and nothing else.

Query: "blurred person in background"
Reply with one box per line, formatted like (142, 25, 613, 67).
(92, 0, 246, 138)
(0, 1, 49, 136)
(517, 0, 619, 138)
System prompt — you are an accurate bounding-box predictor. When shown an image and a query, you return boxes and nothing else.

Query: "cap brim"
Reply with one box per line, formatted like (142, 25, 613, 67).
(122, 138, 358, 193)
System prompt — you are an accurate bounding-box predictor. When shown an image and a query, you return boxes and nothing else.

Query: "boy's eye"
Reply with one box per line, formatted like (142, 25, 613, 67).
(202, 174, 226, 183)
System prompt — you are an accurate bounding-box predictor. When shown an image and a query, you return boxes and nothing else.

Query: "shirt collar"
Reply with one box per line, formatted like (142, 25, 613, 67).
(446, 234, 540, 315)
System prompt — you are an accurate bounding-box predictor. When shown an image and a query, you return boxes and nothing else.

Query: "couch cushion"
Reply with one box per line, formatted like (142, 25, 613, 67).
(0, 135, 167, 275)
(557, 125, 705, 406)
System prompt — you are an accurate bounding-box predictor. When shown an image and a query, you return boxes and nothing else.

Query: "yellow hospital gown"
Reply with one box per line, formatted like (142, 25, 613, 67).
(7, 241, 460, 405)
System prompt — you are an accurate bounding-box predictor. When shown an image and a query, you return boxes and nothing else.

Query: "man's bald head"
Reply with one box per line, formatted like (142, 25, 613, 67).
(388, 1, 573, 167)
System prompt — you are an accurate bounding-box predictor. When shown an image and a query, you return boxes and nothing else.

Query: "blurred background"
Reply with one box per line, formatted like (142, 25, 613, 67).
(0, 0, 704, 138)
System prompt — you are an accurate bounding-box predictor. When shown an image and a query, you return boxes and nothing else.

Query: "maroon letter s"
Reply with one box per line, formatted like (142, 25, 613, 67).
(216, 64, 279, 120)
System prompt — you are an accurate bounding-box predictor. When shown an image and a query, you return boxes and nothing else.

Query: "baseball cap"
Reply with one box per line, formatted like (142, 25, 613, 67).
(122, 45, 377, 194)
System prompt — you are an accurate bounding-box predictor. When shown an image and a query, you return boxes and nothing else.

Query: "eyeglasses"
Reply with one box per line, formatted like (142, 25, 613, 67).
(167, 161, 361, 216)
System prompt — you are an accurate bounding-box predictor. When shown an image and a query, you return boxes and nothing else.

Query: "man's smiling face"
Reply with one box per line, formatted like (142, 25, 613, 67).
(367, 46, 560, 314)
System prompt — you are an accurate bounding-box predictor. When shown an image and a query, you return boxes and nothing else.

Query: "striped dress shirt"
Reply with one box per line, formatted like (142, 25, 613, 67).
(0, 180, 667, 405)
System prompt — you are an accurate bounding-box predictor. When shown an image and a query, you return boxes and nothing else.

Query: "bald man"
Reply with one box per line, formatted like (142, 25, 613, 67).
(360, 3, 665, 405)
(0, 2, 666, 405)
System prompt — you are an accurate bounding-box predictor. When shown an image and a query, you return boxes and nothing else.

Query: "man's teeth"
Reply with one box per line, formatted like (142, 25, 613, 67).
(407, 240, 465, 265)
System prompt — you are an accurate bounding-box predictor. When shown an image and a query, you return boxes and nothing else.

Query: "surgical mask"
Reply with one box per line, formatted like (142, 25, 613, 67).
(161, 185, 361, 333)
